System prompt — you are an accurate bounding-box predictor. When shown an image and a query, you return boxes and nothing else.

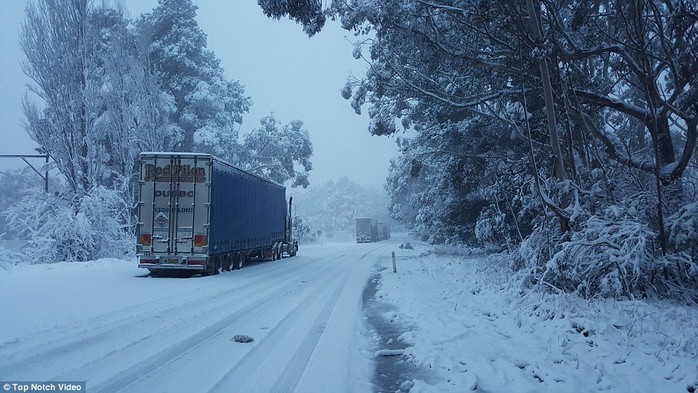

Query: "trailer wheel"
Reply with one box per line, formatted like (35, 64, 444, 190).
(275, 243, 282, 260)
(291, 241, 298, 257)
(215, 257, 222, 275)
(204, 257, 219, 276)
(223, 253, 231, 271)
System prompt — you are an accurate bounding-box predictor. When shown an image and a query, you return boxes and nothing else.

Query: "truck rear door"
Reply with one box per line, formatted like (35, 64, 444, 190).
(138, 154, 210, 263)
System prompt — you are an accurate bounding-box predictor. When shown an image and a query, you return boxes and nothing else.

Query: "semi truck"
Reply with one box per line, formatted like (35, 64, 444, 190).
(356, 217, 391, 243)
(136, 152, 298, 276)
(355, 217, 374, 243)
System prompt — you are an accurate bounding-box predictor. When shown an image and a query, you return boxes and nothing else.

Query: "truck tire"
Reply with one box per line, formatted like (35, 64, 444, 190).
(213, 257, 221, 275)
(232, 253, 240, 270)
(203, 257, 220, 276)
(234, 253, 245, 270)
(224, 253, 232, 271)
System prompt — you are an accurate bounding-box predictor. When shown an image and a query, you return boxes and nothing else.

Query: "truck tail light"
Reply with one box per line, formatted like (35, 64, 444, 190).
(139, 234, 152, 246)
(187, 259, 206, 265)
(139, 258, 157, 265)
(194, 234, 207, 247)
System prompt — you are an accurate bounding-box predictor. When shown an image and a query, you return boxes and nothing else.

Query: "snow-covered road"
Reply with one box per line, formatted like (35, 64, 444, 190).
(0, 241, 394, 393)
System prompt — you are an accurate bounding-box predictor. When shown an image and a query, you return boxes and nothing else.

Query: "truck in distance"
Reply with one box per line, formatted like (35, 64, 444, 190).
(136, 152, 298, 276)
(356, 217, 391, 243)
(355, 217, 374, 243)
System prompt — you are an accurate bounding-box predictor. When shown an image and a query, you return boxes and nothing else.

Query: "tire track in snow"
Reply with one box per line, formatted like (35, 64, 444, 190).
(207, 267, 349, 393)
(0, 254, 325, 380)
(269, 273, 349, 393)
(0, 259, 300, 360)
(209, 246, 384, 393)
(88, 257, 342, 393)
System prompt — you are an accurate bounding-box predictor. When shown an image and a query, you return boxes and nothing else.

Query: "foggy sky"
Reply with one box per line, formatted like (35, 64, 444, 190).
(0, 1, 398, 191)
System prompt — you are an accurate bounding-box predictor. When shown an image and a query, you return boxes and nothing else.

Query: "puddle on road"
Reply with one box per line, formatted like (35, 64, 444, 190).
(362, 269, 434, 393)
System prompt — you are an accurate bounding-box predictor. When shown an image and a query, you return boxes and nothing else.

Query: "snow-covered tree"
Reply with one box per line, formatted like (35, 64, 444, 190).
(294, 177, 391, 235)
(0, 168, 61, 239)
(258, 0, 698, 300)
(138, 1, 314, 188)
(88, 4, 177, 191)
(21, 0, 172, 193)
(238, 114, 313, 188)
(21, 0, 93, 194)
(136, 0, 251, 154)
(19, 0, 172, 260)
(258, 0, 326, 36)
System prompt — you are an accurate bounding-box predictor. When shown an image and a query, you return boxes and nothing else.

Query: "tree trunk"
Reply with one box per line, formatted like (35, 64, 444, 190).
(526, 0, 566, 182)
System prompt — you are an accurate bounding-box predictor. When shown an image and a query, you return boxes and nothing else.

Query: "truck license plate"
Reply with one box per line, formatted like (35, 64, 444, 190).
(164, 258, 180, 264)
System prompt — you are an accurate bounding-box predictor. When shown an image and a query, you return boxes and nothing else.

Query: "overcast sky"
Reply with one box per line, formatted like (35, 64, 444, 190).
(0, 0, 398, 191)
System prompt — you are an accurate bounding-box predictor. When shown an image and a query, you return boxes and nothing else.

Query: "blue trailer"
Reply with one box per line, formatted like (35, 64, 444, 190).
(136, 152, 297, 276)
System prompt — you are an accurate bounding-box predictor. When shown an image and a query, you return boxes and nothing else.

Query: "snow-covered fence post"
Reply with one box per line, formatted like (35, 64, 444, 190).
(392, 251, 397, 273)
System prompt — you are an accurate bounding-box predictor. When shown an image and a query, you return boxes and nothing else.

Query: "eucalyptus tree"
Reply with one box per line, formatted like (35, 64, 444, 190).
(19, 0, 173, 260)
(21, 0, 93, 194)
(139, 0, 316, 189)
(258, 0, 698, 299)
(294, 177, 390, 234)
(137, 0, 251, 154)
(238, 114, 314, 188)
(21, 0, 172, 194)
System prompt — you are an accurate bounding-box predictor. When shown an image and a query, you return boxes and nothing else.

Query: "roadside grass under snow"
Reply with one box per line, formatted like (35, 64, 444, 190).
(377, 242, 698, 393)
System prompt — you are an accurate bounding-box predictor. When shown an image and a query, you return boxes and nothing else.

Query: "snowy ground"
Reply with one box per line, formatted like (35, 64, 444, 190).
(1, 237, 697, 393)
(375, 240, 698, 393)
(0, 241, 392, 393)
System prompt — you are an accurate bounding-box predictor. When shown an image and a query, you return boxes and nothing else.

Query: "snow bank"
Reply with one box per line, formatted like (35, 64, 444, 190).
(377, 244, 698, 393)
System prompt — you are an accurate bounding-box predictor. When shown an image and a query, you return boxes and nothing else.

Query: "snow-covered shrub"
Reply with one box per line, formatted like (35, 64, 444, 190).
(511, 220, 564, 281)
(5, 186, 134, 263)
(475, 207, 508, 250)
(536, 202, 698, 301)
(399, 242, 414, 250)
(666, 201, 698, 261)
(0, 235, 25, 270)
(292, 215, 312, 242)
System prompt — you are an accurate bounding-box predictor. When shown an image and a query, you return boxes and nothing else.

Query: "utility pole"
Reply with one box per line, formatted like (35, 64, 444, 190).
(0, 153, 50, 193)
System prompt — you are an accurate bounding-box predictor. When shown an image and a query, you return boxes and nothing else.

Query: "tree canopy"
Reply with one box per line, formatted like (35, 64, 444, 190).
(259, 0, 698, 300)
